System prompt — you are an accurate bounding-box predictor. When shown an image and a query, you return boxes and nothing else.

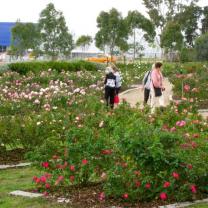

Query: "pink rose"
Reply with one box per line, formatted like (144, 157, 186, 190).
(176, 120, 186, 127)
(184, 84, 190, 92)
(98, 192, 105, 201)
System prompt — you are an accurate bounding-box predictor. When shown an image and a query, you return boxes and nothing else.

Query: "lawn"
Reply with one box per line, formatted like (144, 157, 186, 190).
(189, 204, 208, 208)
(0, 167, 66, 208)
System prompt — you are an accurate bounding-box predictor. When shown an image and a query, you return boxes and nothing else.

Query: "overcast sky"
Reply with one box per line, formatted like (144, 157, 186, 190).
(1, 0, 207, 40)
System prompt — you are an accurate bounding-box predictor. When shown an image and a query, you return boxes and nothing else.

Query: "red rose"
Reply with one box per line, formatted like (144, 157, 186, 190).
(70, 175, 75, 182)
(163, 181, 170, 188)
(122, 193, 129, 199)
(172, 172, 180, 180)
(82, 159, 88, 165)
(134, 170, 141, 176)
(187, 164, 193, 169)
(190, 185, 197, 193)
(160, 192, 167, 200)
(69, 165, 75, 171)
(145, 183, 151, 189)
(101, 149, 112, 155)
(40, 176, 47, 183)
(135, 181, 141, 187)
(45, 183, 50, 189)
(42, 162, 49, 168)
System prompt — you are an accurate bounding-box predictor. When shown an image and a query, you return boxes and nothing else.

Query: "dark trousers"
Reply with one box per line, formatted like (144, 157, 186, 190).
(144, 88, 150, 104)
(115, 87, 121, 95)
(105, 87, 115, 109)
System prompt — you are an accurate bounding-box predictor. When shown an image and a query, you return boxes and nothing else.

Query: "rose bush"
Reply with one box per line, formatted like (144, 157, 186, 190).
(0, 61, 207, 203)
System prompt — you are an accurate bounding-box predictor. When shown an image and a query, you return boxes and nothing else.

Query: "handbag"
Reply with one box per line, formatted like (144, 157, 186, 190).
(154, 87, 162, 97)
(114, 95, 120, 104)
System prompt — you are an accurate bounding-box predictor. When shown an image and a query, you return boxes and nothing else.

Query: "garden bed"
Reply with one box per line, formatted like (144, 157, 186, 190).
(0, 148, 26, 165)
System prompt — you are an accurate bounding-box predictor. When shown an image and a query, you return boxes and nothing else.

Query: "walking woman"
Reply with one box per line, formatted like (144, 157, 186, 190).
(150, 62, 165, 113)
(104, 67, 117, 109)
(111, 64, 122, 95)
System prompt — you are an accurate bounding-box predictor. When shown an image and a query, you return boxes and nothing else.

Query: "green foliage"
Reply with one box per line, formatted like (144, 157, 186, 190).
(76, 35, 93, 51)
(195, 33, 208, 61)
(175, 4, 202, 47)
(126, 10, 155, 43)
(1, 61, 208, 203)
(95, 8, 129, 54)
(180, 48, 196, 63)
(38, 3, 73, 59)
(11, 22, 40, 57)
(202, 6, 208, 34)
(161, 21, 183, 52)
(8, 60, 101, 74)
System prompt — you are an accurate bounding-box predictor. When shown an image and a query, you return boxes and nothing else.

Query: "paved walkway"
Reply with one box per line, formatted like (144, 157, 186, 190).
(120, 78, 173, 108)
(120, 79, 208, 120)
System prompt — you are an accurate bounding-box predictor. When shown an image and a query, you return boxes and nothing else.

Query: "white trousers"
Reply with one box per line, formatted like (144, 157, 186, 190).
(150, 88, 165, 113)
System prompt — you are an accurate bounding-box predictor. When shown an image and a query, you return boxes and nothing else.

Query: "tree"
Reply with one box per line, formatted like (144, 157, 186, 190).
(11, 22, 40, 57)
(175, 4, 202, 47)
(202, 6, 208, 34)
(195, 33, 208, 61)
(76, 35, 93, 51)
(38, 3, 73, 59)
(95, 8, 129, 57)
(161, 21, 183, 52)
(143, 0, 198, 44)
(126, 10, 155, 60)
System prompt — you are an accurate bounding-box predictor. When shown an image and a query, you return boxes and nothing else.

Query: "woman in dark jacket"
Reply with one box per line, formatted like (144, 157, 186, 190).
(104, 67, 117, 109)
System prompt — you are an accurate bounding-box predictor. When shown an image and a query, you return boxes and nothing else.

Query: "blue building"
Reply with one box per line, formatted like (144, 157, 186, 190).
(0, 22, 16, 52)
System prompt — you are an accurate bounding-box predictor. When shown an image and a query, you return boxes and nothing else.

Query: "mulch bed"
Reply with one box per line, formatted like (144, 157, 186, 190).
(0, 148, 26, 165)
(42, 183, 171, 208)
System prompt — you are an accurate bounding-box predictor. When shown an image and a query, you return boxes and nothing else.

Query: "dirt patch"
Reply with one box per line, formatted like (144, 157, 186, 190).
(40, 183, 172, 208)
(0, 148, 26, 165)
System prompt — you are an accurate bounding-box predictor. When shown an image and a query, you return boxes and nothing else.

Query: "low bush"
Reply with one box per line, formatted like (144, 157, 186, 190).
(32, 101, 208, 202)
(8, 60, 104, 74)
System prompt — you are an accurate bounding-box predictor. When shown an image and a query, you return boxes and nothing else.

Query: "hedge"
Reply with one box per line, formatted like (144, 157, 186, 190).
(8, 60, 104, 74)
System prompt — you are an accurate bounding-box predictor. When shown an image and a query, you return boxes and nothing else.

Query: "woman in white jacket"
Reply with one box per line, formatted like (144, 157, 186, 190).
(111, 64, 122, 95)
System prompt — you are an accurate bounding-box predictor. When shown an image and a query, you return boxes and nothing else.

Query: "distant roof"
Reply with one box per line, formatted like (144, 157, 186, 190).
(0, 22, 16, 46)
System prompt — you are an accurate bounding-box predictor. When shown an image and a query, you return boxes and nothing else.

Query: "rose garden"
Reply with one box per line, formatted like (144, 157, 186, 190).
(1, 0, 208, 207)
(0, 61, 207, 208)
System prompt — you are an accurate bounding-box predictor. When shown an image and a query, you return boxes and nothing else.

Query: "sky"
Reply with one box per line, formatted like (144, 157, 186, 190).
(1, 0, 207, 39)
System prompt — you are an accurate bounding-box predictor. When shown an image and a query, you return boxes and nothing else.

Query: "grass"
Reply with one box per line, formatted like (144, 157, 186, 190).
(0, 167, 67, 208)
(188, 204, 208, 208)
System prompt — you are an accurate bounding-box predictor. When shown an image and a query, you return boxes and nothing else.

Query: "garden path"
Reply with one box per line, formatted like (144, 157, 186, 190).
(119, 79, 208, 120)
(119, 78, 173, 108)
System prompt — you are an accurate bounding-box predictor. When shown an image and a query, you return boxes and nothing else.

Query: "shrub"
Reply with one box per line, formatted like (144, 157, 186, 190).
(195, 33, 208, 61)
(180, 48, 196, 63)
(8, 60, 103, 74)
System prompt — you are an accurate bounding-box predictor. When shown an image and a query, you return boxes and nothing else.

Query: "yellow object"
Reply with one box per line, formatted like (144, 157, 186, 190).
(86, 56, 116, 63)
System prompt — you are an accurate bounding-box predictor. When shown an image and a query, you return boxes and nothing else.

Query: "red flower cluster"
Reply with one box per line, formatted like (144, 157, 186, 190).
(101, 149, 113, 155)
(172, 172, 180, 180)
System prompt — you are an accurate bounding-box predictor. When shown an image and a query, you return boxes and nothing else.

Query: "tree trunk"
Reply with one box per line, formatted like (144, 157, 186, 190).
(133, 29, 136, 63)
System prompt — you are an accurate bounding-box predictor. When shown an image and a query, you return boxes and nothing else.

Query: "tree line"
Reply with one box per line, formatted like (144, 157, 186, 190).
(9, 1, 208, 61)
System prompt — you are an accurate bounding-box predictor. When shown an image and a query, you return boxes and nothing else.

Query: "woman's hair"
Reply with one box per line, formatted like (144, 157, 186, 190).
(105, 66, 114, 74)
(110, 63, 118, 71)
(155, 62, 163, 69)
